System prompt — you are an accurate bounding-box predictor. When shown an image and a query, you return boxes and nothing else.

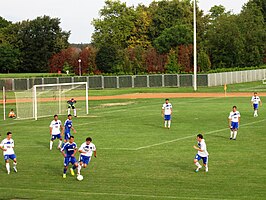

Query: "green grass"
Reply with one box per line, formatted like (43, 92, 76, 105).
(0, 96, 265, 199)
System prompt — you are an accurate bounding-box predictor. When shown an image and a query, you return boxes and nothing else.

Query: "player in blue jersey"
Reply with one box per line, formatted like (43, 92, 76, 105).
(61, 136, 78, 178)
(64, 114, 77, 143)
(67, 98, 77, 117)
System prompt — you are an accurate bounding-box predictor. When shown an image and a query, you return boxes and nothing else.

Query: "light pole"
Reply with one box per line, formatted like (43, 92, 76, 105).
(78, 59, 81, 76)
(193, 0, 197, 91)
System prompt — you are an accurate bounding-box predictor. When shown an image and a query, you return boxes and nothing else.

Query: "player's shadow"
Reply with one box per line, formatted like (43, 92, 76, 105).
(164, 161, 194, 173)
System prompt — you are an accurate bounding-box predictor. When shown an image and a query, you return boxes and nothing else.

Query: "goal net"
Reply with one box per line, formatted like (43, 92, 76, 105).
(15, 82, 88, 120)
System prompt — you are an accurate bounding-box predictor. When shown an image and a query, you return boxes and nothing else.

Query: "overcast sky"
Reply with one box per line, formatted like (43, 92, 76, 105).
(1, 0, 249, 44)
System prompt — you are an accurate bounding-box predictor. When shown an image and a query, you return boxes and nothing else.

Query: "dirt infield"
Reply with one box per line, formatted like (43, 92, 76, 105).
(2, 92, 266, 104)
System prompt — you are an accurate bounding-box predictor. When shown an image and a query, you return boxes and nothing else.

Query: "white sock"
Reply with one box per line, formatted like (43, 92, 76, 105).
(233, 131, 237, 139)
(77, 164, 82, 175)
(255, 110, 258, 116)
(74, 109, 77, 116)
(195, 162, 202, 168)
(168, 121, 171, 128)
(230, 131, 233, 138)
(13, 162, 17, 167)
(50, 141, 53, 150)
(164, 121, 167, 127)
(6, 163, 10, 173)
(68, 108, 70, 115)
(205, 165, 208, 172)
(58, 140, 62, 148)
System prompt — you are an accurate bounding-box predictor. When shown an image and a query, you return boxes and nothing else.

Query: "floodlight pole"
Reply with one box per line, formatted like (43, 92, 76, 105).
(3, 86, 6, 121)
(193, 0, 197, 91)
(78, 59, 82, 76)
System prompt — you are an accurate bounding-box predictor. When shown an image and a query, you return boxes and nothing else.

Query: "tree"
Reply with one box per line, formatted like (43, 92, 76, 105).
(197, 51, 211, 72)
(209, 5, 226, 19)
(17, 16, 70, 72)
(0, 43, 20, 73)
(165, 48, 180, 73)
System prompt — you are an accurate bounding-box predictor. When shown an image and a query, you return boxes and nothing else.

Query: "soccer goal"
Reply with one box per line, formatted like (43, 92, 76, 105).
(15, 82, 88, 120)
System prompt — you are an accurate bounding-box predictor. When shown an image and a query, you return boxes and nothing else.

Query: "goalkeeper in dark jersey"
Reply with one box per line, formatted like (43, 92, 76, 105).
(67, 98, 77, 117)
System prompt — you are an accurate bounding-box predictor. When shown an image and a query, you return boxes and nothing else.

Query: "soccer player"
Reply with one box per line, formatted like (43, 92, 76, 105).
(251, 92, 262, 117)
(8, 109, 16, 118)
(67, 98, 77, 117)
(0, 132, 17, 174)
(49, 114, 64, 150)
(61, 136, 78, 178)
(193, 134, 209, 172)
(162, 98, 172, 129)
(77, 137, 97, 175)
(64, 114, 77, 143)
(228, 106, 241, 140)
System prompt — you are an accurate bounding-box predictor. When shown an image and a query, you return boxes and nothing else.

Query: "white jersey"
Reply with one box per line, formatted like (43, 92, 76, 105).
(251, 96, 261, 104)
(1, 138, 15, 155)
(49, 120, 62, 135)
(228, 111, 241, 123)
(79, 142, 96, 157)
(197, 139, 209, 157)
(162, 103, 172, 115)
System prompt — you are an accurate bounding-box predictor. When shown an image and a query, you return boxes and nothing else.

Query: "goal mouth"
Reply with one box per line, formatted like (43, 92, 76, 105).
(15, 82, 88, 120)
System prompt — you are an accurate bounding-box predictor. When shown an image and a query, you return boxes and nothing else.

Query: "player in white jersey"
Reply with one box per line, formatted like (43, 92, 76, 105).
(49, 114, 64, 150)
(77, 137, 96, 175)
(162, 99, 172, 129)
(193, 134, 209, 172)
(228, 106, 241, 140)
(251, 92, 262, 117)
(0, 132, 17, 174)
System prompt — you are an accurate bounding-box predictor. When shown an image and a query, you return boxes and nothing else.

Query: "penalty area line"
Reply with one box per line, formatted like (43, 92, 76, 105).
(135, 119, 266, 151)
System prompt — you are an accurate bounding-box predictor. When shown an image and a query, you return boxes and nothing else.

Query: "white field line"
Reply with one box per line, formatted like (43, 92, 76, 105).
(135, 119, 266, 151)
(0, 187, 231, 200)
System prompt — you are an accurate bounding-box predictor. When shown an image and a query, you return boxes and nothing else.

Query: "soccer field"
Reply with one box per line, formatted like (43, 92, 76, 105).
(0, 96, 265, 199)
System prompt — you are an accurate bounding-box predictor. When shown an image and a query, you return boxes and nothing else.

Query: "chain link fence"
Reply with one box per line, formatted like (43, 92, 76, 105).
(0, 69, 265, 91)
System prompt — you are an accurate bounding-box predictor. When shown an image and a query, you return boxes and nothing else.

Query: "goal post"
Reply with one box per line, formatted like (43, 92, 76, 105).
(15, 82, 88, 120)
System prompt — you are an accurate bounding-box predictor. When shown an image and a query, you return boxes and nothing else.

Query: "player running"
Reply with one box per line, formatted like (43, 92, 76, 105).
(49, 114, 64, 150)
(0, 132, 17, 174)
(64, 114, 77, 143)
(193, 134, 209, 172)
(77, 137, 97, 176)
(61, 136, 78, 178)
(67, 98, 77, 117)
(162, 98, 172, 129)
(251, 92, 262, 117)
(228, 106, 241, 140)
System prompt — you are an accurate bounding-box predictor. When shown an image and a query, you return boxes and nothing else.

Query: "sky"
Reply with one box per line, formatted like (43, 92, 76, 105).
(0, 0, 249, 44)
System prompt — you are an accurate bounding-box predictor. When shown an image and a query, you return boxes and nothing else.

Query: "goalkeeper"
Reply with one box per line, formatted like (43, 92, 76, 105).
(67, 98, 77, 117)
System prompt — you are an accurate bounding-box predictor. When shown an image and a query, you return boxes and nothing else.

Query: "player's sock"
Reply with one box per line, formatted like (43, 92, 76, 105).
(50, 141, 53, 150)
(233, 131, 237, 139)
(6, 163, 10, 174)
(205, 165, 208, 172)
(168, 121, 171, 128)
(58, 140, 62, 148)
(255, 110, 258, 116)
(230, 131, 233, 139)
(72, 165, 77, 170)
(13, 162, 17, 172)
(63, 168, 67, 174)
(195, 162, 202, 168)
(74, 109, 77, 116)
(77, 164, 82, 175)
(68, 108, 70, 115)
(164, 121, 167, 127)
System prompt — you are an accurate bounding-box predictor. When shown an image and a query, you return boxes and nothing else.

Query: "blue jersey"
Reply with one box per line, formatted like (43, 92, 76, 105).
(61, 142, 77, 157)
(64, 119, 73, 134)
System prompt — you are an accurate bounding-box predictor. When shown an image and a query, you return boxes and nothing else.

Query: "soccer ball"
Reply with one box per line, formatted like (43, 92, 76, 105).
(77, 174, 83, 181)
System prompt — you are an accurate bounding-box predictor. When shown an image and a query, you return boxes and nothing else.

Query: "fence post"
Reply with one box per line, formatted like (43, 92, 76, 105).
(177, 74, 180, 87)
(86, 76, 89, 89)
(116, 76, 119, 89)
(147, 75, 150, 88)
(162, 74, 165, 87)
(27, 78, 30, 90)
(132, 76, 135, 88)
(12, 79, 15, 91)
(101, 76, 104, 89)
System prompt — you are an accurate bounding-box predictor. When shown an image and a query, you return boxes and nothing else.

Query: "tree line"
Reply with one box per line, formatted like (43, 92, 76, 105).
(0, 0, 266, 75)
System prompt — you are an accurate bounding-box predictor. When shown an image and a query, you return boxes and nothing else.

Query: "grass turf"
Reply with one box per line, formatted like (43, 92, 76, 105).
(0, 96, 265, 199)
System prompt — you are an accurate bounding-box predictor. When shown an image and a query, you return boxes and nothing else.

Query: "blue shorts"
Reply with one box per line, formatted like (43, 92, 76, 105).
(231, 122, 239, 130)
(64, 132, 71, 140)
(79, 155, 91, 165)
(253, 104, 258, 110)
(64, 156, 77, 167)
(51, 134, 61, 141)
(4, 154, 16, 161)
(164, 115, 171, 121)
(195, 154, 208, 164)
